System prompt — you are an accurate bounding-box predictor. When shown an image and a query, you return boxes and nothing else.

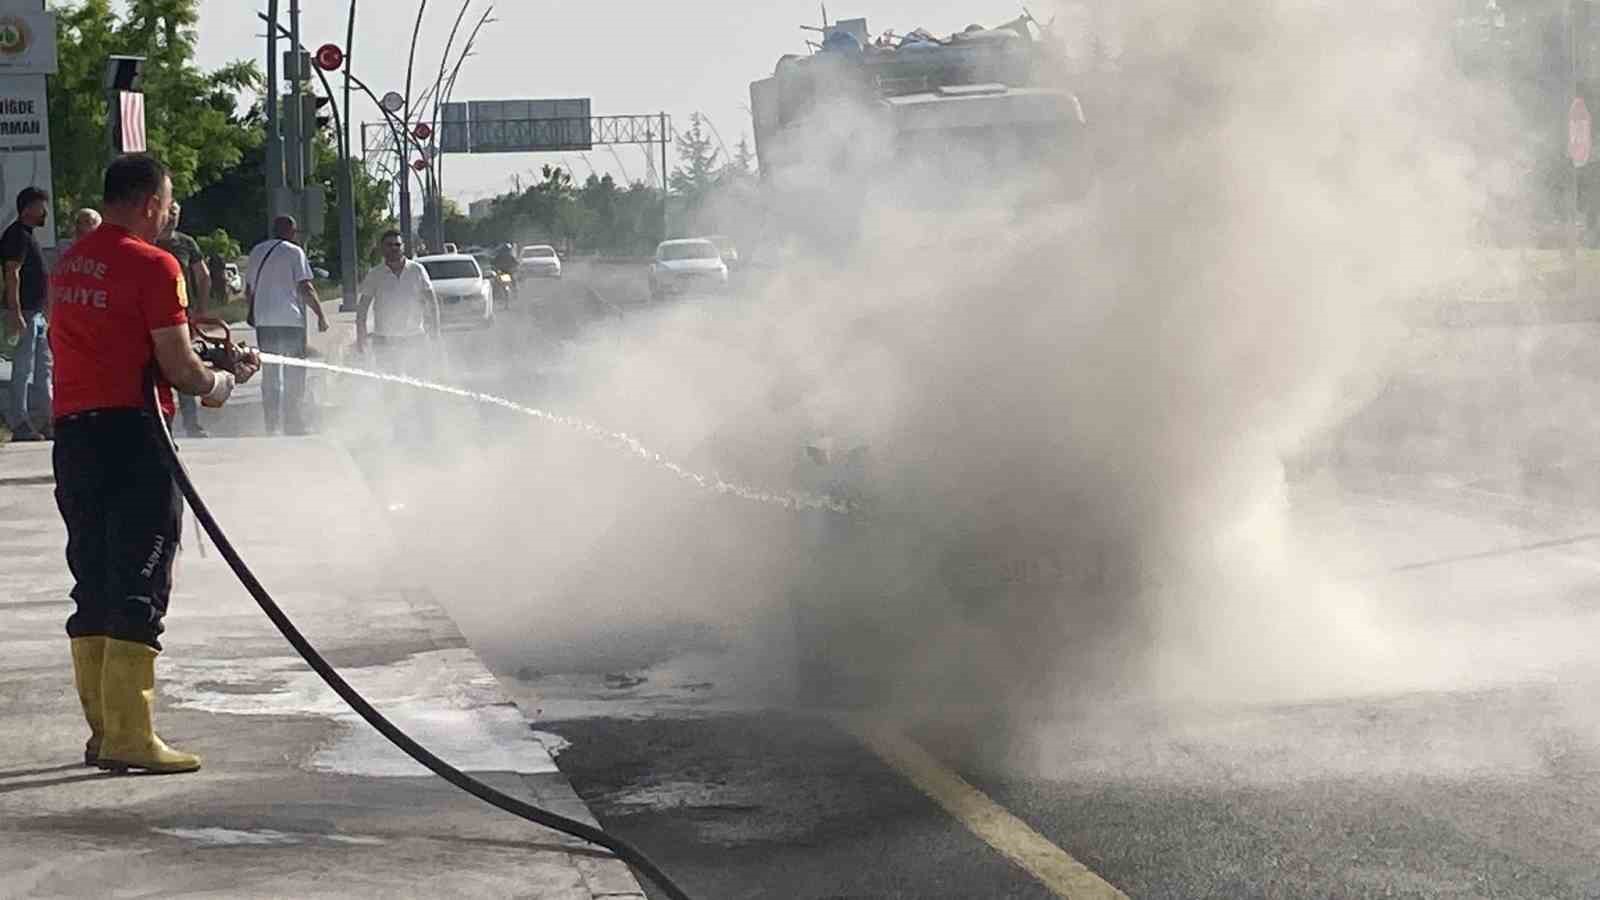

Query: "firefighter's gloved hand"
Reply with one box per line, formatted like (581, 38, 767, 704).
(233, 347, 261, 385)
(202, 370, 236, 409)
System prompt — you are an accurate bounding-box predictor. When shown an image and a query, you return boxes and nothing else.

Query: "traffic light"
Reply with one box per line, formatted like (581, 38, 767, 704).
(298, 94, 335, 178)
(302, 94, 334, 134)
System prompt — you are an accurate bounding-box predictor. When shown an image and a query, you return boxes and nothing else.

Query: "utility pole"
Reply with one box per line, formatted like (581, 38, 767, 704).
(428, 163, 443, 252)
(398, 136, 413, 249)
(265, 0, 284, 230)
(286, 0, 305, 204)
(399, 163, 414, 252)
(1571, 0, 1583, 297)
(660, 112, 670, 238)
(339, 0, 359, 310)
(400, 1, 428, 250)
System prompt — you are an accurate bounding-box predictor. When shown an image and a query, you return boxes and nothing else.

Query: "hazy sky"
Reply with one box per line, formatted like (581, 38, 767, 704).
(193, 1, 1032, 205)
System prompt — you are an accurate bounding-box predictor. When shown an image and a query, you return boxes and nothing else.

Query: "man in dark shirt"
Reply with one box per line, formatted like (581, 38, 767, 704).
(206, 251, 228, 308)
(157, 202, 213, 438)
(3, 186, 50, 441)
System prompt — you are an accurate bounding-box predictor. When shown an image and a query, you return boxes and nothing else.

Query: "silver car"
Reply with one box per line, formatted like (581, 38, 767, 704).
(417, 254, 494, 326)
(518, 244, 562, 279)
(649, 239, 729, 300)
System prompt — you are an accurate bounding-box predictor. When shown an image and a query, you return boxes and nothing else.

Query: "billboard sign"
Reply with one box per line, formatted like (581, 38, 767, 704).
(0, 74, 53, 246)
(0, 11, 56, 76)
(438, 98, 592, 154)
(439, 101, 469, 153)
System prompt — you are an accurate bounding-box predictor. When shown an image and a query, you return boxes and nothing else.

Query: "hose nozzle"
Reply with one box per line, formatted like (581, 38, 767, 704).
(189, 317, 250, 372)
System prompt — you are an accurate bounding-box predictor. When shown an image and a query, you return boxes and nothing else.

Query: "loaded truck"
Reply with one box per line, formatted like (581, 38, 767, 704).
(749, 14, 1088, 217)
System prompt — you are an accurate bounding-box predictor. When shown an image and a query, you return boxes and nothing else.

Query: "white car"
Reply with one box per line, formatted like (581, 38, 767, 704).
(417, 253, 494, 326)
(649, 239, 729, 300)
(518, 244, 562, 279)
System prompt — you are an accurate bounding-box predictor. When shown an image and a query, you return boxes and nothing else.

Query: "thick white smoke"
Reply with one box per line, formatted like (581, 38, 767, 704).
(368, 0, 1498, 737)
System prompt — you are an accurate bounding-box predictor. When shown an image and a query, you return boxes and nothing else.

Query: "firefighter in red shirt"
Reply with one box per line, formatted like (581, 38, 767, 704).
(51, 154, 259, 774)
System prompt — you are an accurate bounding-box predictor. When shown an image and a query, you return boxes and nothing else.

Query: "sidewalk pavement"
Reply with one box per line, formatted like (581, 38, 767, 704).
(0, 438, 644, 899)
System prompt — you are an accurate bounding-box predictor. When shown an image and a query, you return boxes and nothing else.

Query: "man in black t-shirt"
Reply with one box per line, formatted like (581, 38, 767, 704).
(3, 186, 50, 441)
(206, 251, 228, 307)
(158, 202, 213, 438)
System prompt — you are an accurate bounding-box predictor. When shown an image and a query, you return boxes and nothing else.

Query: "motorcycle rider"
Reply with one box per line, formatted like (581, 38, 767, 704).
(491, 242, 518, 304)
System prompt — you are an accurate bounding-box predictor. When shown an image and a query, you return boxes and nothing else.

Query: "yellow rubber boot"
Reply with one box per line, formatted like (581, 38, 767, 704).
(69, 636, 108, 766)
(97, 638, 201, 774)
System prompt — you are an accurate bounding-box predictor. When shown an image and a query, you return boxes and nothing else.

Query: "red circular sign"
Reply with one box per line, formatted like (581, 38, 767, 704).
(314, 43, 344, 72)
(411, 158, 430, 173)
(412, 122, 433, 141)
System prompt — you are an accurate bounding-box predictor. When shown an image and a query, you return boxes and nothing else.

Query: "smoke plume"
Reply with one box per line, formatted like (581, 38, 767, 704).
(371, 0, 1495, 737)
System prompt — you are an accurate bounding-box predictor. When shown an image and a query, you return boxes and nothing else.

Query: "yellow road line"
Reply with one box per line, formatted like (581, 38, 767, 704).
(848, 721, 1128, 900)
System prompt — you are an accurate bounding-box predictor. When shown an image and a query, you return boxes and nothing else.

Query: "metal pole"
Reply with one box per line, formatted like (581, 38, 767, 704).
(429, 0, 471, 255)
(434, 9, 495, 256)
(287, 0, 305, 199)
(660, 112, 670, 238)
(340, 0, 360, 310)
(399, 0, 428, 250)
(429, 163, 443, 254)
(398, 154, 413, 251)
(266, 0, 284, 230)
(1571, 0, 1581, 298)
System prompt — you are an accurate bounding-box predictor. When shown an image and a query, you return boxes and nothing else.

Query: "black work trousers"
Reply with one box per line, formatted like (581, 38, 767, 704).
(54, 409, 183, 651)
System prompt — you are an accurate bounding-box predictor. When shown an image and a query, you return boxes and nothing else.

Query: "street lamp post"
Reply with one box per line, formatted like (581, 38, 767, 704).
(426, 0, 473, 254)
(287, 0, 304, 199)
(340, 0, 359, 309)
(265, 0, 285, 230)
(1570, 0, 1581, 297)
(399, 0, 429, 248)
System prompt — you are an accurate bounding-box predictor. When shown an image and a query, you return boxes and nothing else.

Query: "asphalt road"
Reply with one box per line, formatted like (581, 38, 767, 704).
(486, 427, 1600, 899)
(326, 265, 1600, 898)
(548, 713, 1057, 900)
(511, 647, 1600, 899)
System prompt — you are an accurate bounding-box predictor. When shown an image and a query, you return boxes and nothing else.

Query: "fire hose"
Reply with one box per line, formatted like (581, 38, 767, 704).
(151, 320, 694, 900)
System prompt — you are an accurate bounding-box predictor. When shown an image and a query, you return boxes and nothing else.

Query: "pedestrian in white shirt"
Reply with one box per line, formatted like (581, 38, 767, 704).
(56, 208, 101, 259)
(50, 208, 100, 281)
(356, 229, 439, 357)
(244, 215, 329, 435)
(356, 229, 440, 447)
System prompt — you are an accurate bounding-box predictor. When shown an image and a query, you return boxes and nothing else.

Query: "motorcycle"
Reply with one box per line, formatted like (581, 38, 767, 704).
(490, 270, 517, 307)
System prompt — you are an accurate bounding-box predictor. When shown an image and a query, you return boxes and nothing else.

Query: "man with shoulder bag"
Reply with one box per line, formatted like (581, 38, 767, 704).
(243, 215, 328, 435)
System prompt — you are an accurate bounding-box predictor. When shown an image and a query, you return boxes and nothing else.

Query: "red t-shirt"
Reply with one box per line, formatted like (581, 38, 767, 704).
(50, 224, 190, 420)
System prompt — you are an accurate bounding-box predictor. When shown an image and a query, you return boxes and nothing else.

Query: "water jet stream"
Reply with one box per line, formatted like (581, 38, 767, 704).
(258, 353, 851, 515)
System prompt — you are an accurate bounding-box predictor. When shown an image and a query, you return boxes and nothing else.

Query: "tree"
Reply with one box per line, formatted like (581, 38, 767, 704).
(50, 0, 260, 225)
(180, 128, 267, 254)
(186, 119, 394, 268)
(418, 195, 472, 251)
(670, 113, 721, 214)
(194, 228, 240, 262)
(309, 133, 395, 268)
(728, 136, 758, 179)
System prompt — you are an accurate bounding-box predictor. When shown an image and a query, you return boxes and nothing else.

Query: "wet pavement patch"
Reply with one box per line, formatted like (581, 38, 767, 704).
(191, 679, 284, 695)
